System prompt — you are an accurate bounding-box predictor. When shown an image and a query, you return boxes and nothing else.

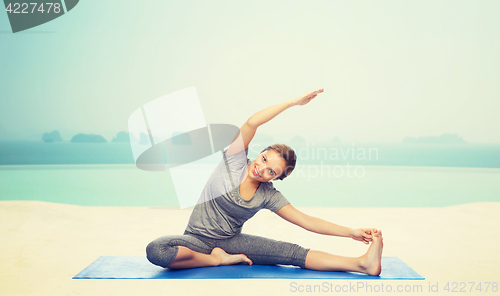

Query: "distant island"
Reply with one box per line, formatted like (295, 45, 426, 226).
(403, 133, 467, 144)
(139, 132, 150, 145)
(70, 133, 107, 143)
(112, 131, 130, 143)
(42, 130, 63, 143)
(332, 136, 341, 144)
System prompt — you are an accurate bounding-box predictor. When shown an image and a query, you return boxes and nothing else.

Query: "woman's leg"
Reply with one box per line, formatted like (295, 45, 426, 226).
(214, 230, 383, 276)
(169, 246, 253, 269)
(304, 229, 383, 275)
(146, 234, 213, 268)
(146, 233, 252, 269)
(214, 233, 310, 268)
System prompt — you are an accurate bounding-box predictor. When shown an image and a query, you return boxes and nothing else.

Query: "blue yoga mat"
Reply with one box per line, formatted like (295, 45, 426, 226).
(73, 256, 424, 280)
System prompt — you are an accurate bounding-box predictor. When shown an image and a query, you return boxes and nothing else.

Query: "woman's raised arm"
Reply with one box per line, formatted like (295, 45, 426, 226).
(248, 88, 324, 128)
(226, 89, 324, 155)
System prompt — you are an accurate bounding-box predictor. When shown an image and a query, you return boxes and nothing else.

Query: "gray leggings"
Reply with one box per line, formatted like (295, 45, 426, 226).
(146, 230, 310, 269)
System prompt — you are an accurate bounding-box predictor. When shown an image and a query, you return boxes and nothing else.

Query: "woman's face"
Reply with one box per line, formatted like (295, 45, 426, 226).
(248, 149, 287, 182)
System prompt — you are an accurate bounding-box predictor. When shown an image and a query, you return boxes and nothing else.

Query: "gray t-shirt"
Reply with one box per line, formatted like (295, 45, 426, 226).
(184, 147, 290, 239)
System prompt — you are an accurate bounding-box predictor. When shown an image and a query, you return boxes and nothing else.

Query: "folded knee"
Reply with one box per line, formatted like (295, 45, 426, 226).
(146, 240, 162, 265)
(146, 240, 177, 268)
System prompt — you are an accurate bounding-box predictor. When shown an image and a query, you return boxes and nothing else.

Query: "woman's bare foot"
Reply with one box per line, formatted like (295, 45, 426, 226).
(211, 247, 253, 266)
(359, 229, 383, 276)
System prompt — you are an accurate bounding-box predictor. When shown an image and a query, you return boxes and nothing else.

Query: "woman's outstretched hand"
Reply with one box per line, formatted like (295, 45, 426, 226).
(350, 228, 377, 245)
(289, 88, 324, 106)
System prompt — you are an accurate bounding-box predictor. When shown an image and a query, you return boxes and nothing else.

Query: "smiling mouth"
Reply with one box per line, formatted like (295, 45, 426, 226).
(253, 165, 261, 177)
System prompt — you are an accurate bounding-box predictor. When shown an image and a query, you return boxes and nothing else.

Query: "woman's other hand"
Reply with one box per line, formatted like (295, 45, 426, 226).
(350, 228, 377, 245)
(289, 88, 324, 106)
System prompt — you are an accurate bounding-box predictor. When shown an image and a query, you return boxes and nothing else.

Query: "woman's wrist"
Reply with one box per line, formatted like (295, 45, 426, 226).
(287, 98, 298, 107)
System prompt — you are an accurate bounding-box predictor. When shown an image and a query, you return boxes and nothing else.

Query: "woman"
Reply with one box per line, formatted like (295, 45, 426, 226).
(146, 88, 383, 275)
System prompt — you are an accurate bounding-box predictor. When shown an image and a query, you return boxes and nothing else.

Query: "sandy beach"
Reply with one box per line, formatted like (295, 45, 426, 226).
(1, 200, 499, 296)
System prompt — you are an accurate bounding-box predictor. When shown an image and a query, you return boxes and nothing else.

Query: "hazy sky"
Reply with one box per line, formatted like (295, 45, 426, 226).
(1, 0, 499, 143)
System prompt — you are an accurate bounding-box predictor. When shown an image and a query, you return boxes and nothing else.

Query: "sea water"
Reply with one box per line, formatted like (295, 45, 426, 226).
(1, 141, 500, 168)
(1, 141, 499, 207)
